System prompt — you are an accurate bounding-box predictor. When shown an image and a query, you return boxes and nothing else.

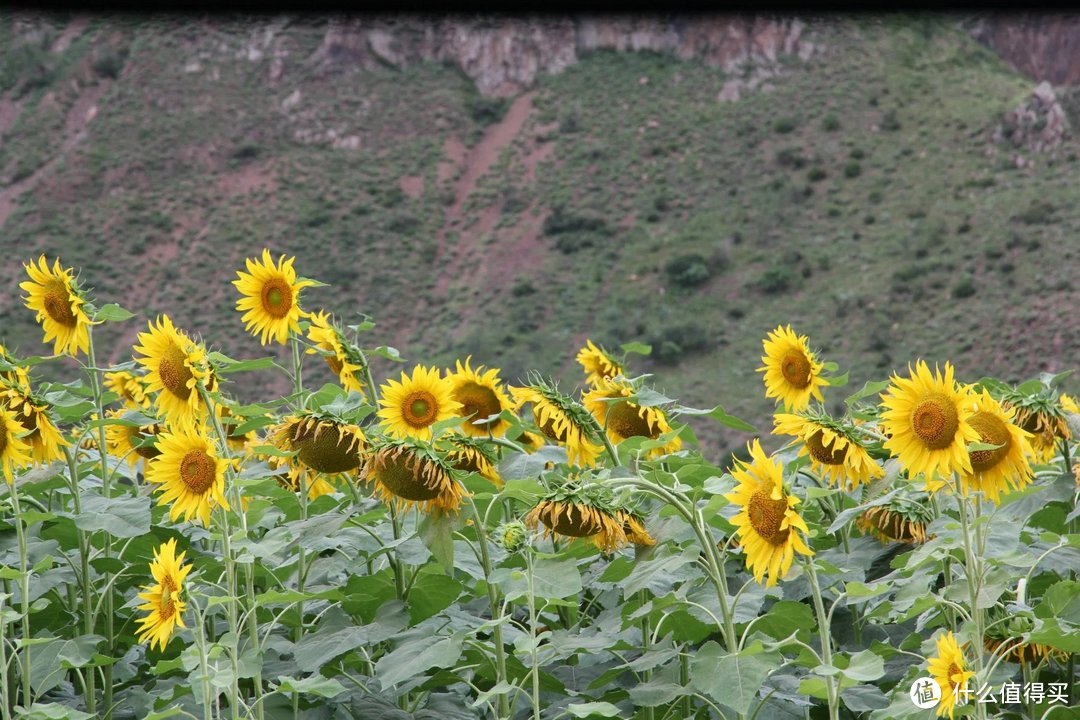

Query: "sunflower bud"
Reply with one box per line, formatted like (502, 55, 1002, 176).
(495, 520, 529, 553)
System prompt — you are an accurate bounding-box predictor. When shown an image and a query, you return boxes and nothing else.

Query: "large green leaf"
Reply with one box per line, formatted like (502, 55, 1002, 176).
(690, 641, 782, 715)
(375, 633, 465, 688)
(66, 492, 150, 538)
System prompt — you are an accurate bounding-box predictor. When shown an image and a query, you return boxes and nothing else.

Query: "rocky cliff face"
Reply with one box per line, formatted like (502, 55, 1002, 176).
(305, 16, 814, 96)
(968, 15, 1080, 86)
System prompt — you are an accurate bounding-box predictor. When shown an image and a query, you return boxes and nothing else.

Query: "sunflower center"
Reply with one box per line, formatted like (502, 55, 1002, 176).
(538, 416, 567, 443)
(456, 382, 502, 429)
(372, 449, 441, 501)
(130, 426, 162, 460)
(947, 663, 963, 683)
(159, 343, 194, 400)
(179, 449, 216, 495)
(747, 491, 790, 545)
(260, 279, 293, 319)
(324, 352, 344, 376)
(0, 414, 7, 456)
(42, 280, 77, 327)
(780, 350, 812, 389)
(806, 430, 848, 465)
(291, 422, 363, 474)
(401, 390, 438, 428)
(968, 411, 1011, 472)
(911, 393, 959, 449)
(607, 400, 656, 440)
(452, 449, 484, 475)
(542, 502, 604, 538)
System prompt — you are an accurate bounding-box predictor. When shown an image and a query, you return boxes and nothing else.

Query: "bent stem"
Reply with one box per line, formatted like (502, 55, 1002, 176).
(804, 556, 838, 720)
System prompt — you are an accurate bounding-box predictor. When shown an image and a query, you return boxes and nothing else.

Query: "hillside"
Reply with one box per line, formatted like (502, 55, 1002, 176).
(2, 13, 1079, 456)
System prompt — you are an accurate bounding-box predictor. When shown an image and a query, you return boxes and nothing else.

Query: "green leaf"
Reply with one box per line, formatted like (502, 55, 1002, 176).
(207, 352, 277, 374)
(18, 703, 94, 720)
(273, 675, 347, 698)
(824, 370, 849, 388)
(755, 600, 815, 639)
(418, 511, 457, 574)
(67, 493, 150, 538)
(566, 702, 622, 718)
(966, 440, 1004, 452)
(840, 650, 885, 682)
(1035, 580, 1080, 624)
(674, 404, 756, 433)
(407, 567, 464, 623)
(690, 641, 782, 714)
(530, 558, 583, 599)
(374, 634, 464, 687)
(93, 303, 134, 323)
(621, 342, 652, 356)
(368, 345, 405, 362)
(844, 380, 891, 407)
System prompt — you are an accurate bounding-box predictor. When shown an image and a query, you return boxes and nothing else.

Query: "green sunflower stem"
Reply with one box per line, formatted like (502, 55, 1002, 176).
(0, 590, 10, 720)
(525, 549, 541, 720)
(467, 498, 510, 719)
(954, 479, 987, 720)
(804, 557, 839, 720)
(63, 445, 97, 715)
(10, 483, 32, 709)
(291, 336, 304, 408)
(638, 589, 655, 720)
(86, 329, 116, 719)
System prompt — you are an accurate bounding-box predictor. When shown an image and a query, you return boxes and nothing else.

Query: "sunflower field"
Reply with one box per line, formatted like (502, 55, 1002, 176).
(1, 250, 1079, 720)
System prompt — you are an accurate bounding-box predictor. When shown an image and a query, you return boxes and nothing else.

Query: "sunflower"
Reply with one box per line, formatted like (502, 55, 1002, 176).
(249, 436, 336, 501)
(1061, 393, 1080, 416)
(216, 405, 263, 456)
(525, 482, 628, 552)
(146, 426, 229, 527)
(723, 439, 813, 587)
(857, 491, 933, 545)
(361, 438, 466, 513)
(271, 412, 366, 499)
(446, 357, 513, 437)
(927, 631, 976, 719)
(105, 409, 165, 469)
(0, 381, 69, 465)
(983, 611, 1063, 665)
(1000, 387, 1071, 464)
(0, 404, 33, 483)
(0, 344, 26, 386)
(576, 339, 624, 386)
(134, 316, 211, 427)
(879, 361, 978, 480)
(104, 370, 150, 409)
(306, 310, 366, 396)
(377, 365, 462, 440)
(510, 376, 602, 467)
(925, 390, 1033, 503)
(619, 510, 656, 547)
(773, 411, 883, 491)
(757, 325, 827, 411)
(514, 430, 545, 454)
(233, 248, 315, 346)
(19, 255, 92, 357)
(135, 538, 193, 652)
(441, 434, 501, 486)
(583, 377, 682, 458)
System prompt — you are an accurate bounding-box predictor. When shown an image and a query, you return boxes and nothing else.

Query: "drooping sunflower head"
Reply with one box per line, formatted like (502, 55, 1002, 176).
(134, 316, 210, 427)
(446, 357, 513, 437)
(233, 248, 315, 346)
(19, 255, 93, 357)
(773, 410, 883, 492)
(525, 480, 628, 553)
(0, 380, 70, 466)
(439, 434, 502, 487)
(927, 390, 1033, 503)
(983, 610, 1063, 666)
(0, 403, 33, 483)
(305, 310, 367, 396)
(361, 437, 466, 514)
(999, 382, 1071, 464)
(757, 325, 826, 411)
(926, 631, 976, 719)
(583, 377, 681, 458)
(104, 369, 150, 409)
(145, 425, 229, 527)
(0, 344, 28, 386)
(723, 439, 814, 587)
(272, 411, 366, 477)
(576, 339, 624, 387)
(856, 490, 933, 545)
(879, 361, 978, 481)
(509, 375, 602, 467)
(619, 510, 657, 547)
(105, 408, 165, 469)
(136, 537, 193, 652)
(377, 365, 462, 440)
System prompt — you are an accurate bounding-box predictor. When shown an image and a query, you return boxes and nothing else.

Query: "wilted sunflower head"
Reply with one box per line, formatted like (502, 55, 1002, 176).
(576, 339, 624, 387)
(233, 248, 316, 346)
(104, 370, 150, 409)
(983, 610, 1063, 665)
(19, 255, 93, 357)
(857, 489, 933, 545)
(619, 510, 656, 547)
(510, 374, 602, 467)
(306, 310, 367, 396)
(272, 411, 366, 476)
(525, 479, 630, 553)
(105, 408, 166, 469)
(361, 437, 466, 514)
(134, 316, 211, 427)
(757, 325, 827, 411)
(377, 365, 462, 441)
(998, 379, 1070, 463)
(439, 434, 501, 487)
(583, 376, 682, 459)
(773, 409, 883, 492)
(0, 380, 70, 466)
(447, 357, 513, 437)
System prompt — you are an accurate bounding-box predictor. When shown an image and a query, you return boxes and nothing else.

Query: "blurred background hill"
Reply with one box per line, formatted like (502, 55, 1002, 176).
(2, 12, 1079, 456)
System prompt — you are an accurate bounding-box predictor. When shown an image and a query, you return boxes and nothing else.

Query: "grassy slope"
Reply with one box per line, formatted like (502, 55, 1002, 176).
(1, 15, 1078, 457)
